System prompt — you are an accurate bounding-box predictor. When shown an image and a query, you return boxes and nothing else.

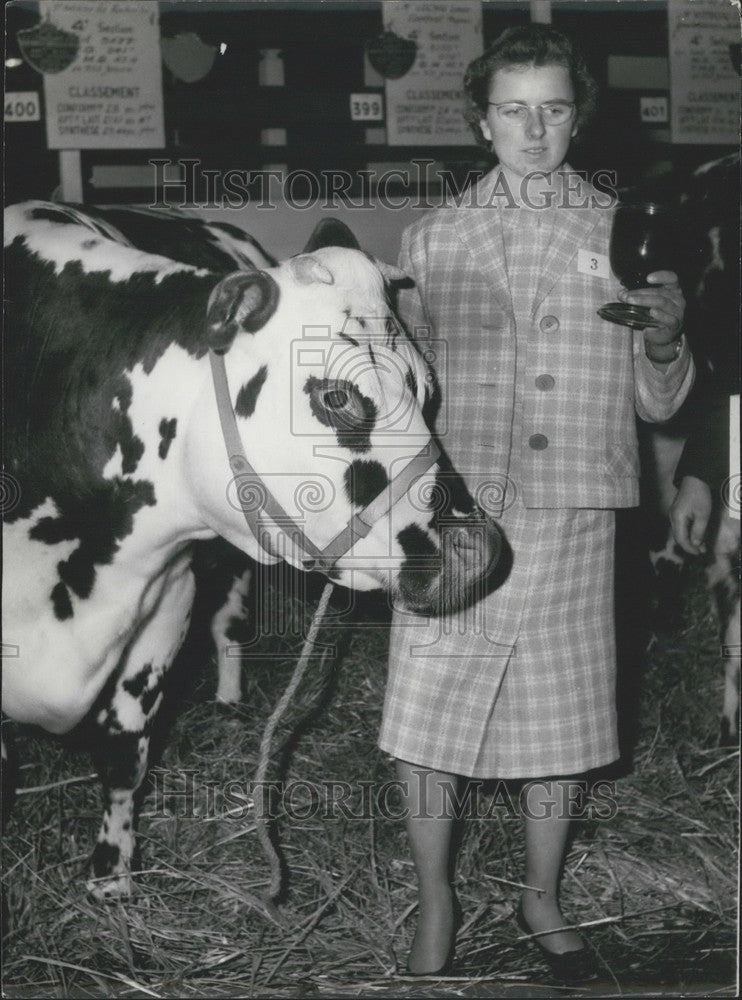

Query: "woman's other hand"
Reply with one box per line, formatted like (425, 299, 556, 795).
(670, 475, 712, 555)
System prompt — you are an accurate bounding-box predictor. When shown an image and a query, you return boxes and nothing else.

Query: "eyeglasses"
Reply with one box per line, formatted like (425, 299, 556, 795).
(487, 101, 576, 126)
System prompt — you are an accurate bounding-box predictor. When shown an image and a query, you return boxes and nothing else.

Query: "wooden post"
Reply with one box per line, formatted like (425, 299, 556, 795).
(59, 149, 83, 202)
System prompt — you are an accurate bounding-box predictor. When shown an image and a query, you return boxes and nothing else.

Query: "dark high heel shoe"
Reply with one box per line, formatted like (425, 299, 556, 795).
(404, 891, 462, 977)
(515, 901, 599, 984)
(404, 950, 455, 978)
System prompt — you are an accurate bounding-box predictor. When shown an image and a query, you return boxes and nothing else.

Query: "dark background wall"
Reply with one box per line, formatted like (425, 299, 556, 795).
(4, 0, 738, 205)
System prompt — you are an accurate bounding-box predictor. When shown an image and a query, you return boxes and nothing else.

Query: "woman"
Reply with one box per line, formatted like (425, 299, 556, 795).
(379, 24, 693, 980)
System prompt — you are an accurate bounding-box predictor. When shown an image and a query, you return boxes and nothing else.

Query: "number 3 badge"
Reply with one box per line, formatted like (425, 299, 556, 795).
(577, 249, 610, 279)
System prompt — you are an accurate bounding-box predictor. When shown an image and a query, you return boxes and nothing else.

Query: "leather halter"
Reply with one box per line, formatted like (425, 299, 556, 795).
(209, 350, 440, 575)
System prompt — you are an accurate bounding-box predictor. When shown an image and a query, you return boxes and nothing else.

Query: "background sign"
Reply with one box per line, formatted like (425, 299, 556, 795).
(381, 0, 482, 146)
(39, 0, 165, 149)
(668, 0, 740, 144)
(5, 92, 41, 122)
(350, 92, 384, 122)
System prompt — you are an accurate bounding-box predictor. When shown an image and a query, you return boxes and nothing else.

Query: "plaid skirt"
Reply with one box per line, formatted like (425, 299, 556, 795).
(378, 503, 619, 778)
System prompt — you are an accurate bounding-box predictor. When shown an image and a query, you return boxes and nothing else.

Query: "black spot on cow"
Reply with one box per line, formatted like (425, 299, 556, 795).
(123, 663, 161, 716)
(210, 220, 253, 241)
(209, 221, 277, 266)
(91, 841, 120, 880)
(303, 375, 377, 453)
(398, 524, 439, 560)
(31, 479, 156, 600)
(99, 706, 124, 734)
(235, 365, 268, 418)
(158, 418, 177, 459)
(396, 524, 441, 610)
(73, 206, 276, 272)
(29, 207, 79, 225)
(82, 238, 101, 249)
(93, 731, 148, 788)
(111, 379, 145, 474)
(51, 581, 74, 620)
(344, 460, 388, 508)
(122, 663, 153, 700)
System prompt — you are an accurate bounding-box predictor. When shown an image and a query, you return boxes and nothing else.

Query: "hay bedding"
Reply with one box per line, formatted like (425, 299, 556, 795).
(1, 563, 737, 997)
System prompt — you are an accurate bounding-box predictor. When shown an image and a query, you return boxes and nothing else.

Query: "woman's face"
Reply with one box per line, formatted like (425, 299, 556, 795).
(479, 63, 577, 181)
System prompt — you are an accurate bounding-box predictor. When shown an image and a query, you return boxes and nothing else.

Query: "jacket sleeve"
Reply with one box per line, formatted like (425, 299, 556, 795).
(632, 331, 695, 423)
(673, 391, 731, 494)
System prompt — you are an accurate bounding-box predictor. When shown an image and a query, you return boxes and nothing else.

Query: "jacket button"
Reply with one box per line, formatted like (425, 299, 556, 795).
(529, 433, 549, 450)
(535, 374, 555, 391)
(540, 315, 559, 332)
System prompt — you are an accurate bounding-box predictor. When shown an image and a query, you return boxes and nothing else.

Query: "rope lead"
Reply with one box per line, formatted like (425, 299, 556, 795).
(254, 580, 335, 899)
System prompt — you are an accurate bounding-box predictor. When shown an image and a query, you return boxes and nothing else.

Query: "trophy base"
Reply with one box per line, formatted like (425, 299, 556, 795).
(598, 302, 661, 329)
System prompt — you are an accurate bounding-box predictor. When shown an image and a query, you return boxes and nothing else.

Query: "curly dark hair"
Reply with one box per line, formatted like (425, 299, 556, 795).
(463, 24, 598, 150)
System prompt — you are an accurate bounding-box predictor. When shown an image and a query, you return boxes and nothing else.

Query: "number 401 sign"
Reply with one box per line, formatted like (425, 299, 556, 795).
(350, 93, 384, 122)
(5, 92, 41, 122)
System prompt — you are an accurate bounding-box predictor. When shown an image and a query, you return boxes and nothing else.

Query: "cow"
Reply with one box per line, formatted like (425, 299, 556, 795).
(29, 204, 277, 707)
(637, 153, 740, 745)
(2, 201, 502, 900)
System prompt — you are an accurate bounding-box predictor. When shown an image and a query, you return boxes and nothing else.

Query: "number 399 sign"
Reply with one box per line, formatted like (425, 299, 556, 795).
(349, 93, 384, 122)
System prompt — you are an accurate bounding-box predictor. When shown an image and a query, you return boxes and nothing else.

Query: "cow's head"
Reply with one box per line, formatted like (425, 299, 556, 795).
(189, 222, 501, 615)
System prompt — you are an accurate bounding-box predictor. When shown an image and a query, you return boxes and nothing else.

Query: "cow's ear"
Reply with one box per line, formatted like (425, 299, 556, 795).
(289, 255, 334, 285)
(302, 218, 360, 252)
(206, 271, 279, 352)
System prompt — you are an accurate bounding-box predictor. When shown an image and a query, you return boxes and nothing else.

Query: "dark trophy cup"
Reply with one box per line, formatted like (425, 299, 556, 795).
(598, 201, 677, 329)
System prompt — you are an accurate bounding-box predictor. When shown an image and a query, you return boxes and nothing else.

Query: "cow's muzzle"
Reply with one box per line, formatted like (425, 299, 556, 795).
(397, 511, 503, 616)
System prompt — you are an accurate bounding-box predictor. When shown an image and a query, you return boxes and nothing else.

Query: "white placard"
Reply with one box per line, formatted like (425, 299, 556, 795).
(640, 96, 668, 124)
(4, 91, 41, 122)
(576, 249, 610, 280)
(668, 0, 740, 145)
(381, 0, 482, 146)
(350, 93, 384, 122)
(39, 0, 165, 149)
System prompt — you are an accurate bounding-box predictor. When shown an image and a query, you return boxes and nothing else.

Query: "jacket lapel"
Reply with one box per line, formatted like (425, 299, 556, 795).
(531, 169, 602, 314)
(453, 167, 513, 314)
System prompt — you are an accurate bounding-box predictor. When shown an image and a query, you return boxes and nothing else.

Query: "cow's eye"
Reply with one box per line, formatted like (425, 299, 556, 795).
(323, 388, 349, 411)
(305, 376, 376, 436)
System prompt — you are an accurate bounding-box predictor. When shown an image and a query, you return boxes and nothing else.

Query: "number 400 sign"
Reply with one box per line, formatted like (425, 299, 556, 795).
(5, 92, 41, 122)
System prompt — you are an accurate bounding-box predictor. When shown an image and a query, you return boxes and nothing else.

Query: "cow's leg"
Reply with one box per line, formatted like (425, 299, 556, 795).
(212, 566, 252, 704)
(642, 424, 688, 633)
(721, 609, 740, 746)
(707, 513, 741, 746)
(87, 563, 195, 899)
(1, 728, 14, 939)
(648, 526, 688, 634)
